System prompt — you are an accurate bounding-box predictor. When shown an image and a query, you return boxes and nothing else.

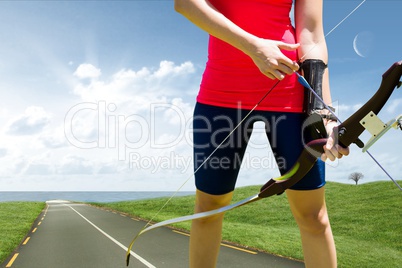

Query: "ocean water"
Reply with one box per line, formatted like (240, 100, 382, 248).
(0, 191, 195, 203)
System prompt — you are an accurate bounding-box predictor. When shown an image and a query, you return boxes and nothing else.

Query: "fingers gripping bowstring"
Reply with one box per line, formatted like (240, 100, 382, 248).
(127, 0, 370, 259)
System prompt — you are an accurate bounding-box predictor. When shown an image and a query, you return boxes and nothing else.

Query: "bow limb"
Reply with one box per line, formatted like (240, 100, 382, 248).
(336, 61, 402, 147)
(126, 194, 261, 265)
(330, 61, 402, 192)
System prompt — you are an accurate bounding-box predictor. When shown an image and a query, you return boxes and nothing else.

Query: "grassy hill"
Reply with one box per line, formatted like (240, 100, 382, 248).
(94, 181, 401, 268)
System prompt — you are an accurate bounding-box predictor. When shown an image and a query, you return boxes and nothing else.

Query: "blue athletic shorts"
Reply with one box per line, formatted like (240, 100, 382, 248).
(193, 102, 325, 195)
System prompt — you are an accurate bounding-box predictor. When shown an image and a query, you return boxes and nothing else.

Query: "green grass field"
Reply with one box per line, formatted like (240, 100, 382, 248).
(0, 202, 45, 264)
(92, 181, 401, 268)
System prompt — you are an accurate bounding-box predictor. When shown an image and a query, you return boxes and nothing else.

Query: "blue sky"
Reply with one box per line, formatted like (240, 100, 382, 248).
(0, 0, 401, 191)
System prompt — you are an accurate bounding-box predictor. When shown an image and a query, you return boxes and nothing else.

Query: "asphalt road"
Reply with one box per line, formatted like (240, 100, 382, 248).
(3, 200, 304, 268)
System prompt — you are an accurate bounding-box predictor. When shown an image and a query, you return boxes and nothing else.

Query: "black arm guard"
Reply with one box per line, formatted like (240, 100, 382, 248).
(300, 59, 328, 114)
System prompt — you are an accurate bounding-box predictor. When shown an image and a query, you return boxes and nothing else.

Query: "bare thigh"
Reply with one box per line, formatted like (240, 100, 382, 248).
(286, 187, 330, 230)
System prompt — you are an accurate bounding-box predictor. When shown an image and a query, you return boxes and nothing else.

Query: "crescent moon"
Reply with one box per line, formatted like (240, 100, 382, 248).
(353, 31, 374, 58)
(353, 34, 365, 58)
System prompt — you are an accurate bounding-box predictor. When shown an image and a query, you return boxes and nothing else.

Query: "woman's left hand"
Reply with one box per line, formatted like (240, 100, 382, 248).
(321, 121, 350, 161)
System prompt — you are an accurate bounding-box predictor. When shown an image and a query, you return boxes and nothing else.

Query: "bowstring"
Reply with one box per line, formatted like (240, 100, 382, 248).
(366, 151, 402, 191)
(128, 0, 369, 253)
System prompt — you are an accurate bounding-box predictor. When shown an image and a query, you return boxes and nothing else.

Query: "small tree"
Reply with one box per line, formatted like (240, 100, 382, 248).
(349, 172, 364, 185)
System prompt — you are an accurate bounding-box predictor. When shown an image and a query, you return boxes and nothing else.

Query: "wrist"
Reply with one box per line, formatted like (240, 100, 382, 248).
(312, 107, 336, 120)
(324, 119, 338, 126)
(240, 35, 262, 57)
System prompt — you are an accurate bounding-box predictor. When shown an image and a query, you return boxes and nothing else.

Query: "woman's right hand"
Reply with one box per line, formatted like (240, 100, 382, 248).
(246, 39, 300, 80)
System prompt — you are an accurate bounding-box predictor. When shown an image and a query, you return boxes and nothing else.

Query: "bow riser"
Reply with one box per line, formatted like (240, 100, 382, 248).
(337, 61, 402, 147)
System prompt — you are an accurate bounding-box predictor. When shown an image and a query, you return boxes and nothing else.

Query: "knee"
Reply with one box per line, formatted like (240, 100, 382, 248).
(194, 190, 233, 211)
(294, 208, 331, 235)
(193, 190, 233, 224)
(192, 205, 225, 225)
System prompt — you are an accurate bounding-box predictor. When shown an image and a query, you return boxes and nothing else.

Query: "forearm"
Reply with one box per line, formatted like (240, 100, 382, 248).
(295, 0, 332, 105)
(297, 34, 331, 104)
(174, 0, 258, 56)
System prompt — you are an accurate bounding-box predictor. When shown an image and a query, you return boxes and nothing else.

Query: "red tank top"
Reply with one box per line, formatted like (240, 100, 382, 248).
(197, 0, 304, 112)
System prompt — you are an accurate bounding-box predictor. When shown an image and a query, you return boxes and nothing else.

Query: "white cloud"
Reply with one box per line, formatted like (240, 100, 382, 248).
(386, 98, 402, 114)
(25, 162, 53, 175)
(57, 155, 94, 175)
(9, 156, 29, 176)
(96, 161, 120, 174)
(63, 61, 199, 166)
(153, 60, 195, 78)
(73, 63, 101, 79)
(72, 60, 196, 105)
(6, 106, 51, 136)
(39, 129, 68, 149)
(0, 148, 7, 158)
